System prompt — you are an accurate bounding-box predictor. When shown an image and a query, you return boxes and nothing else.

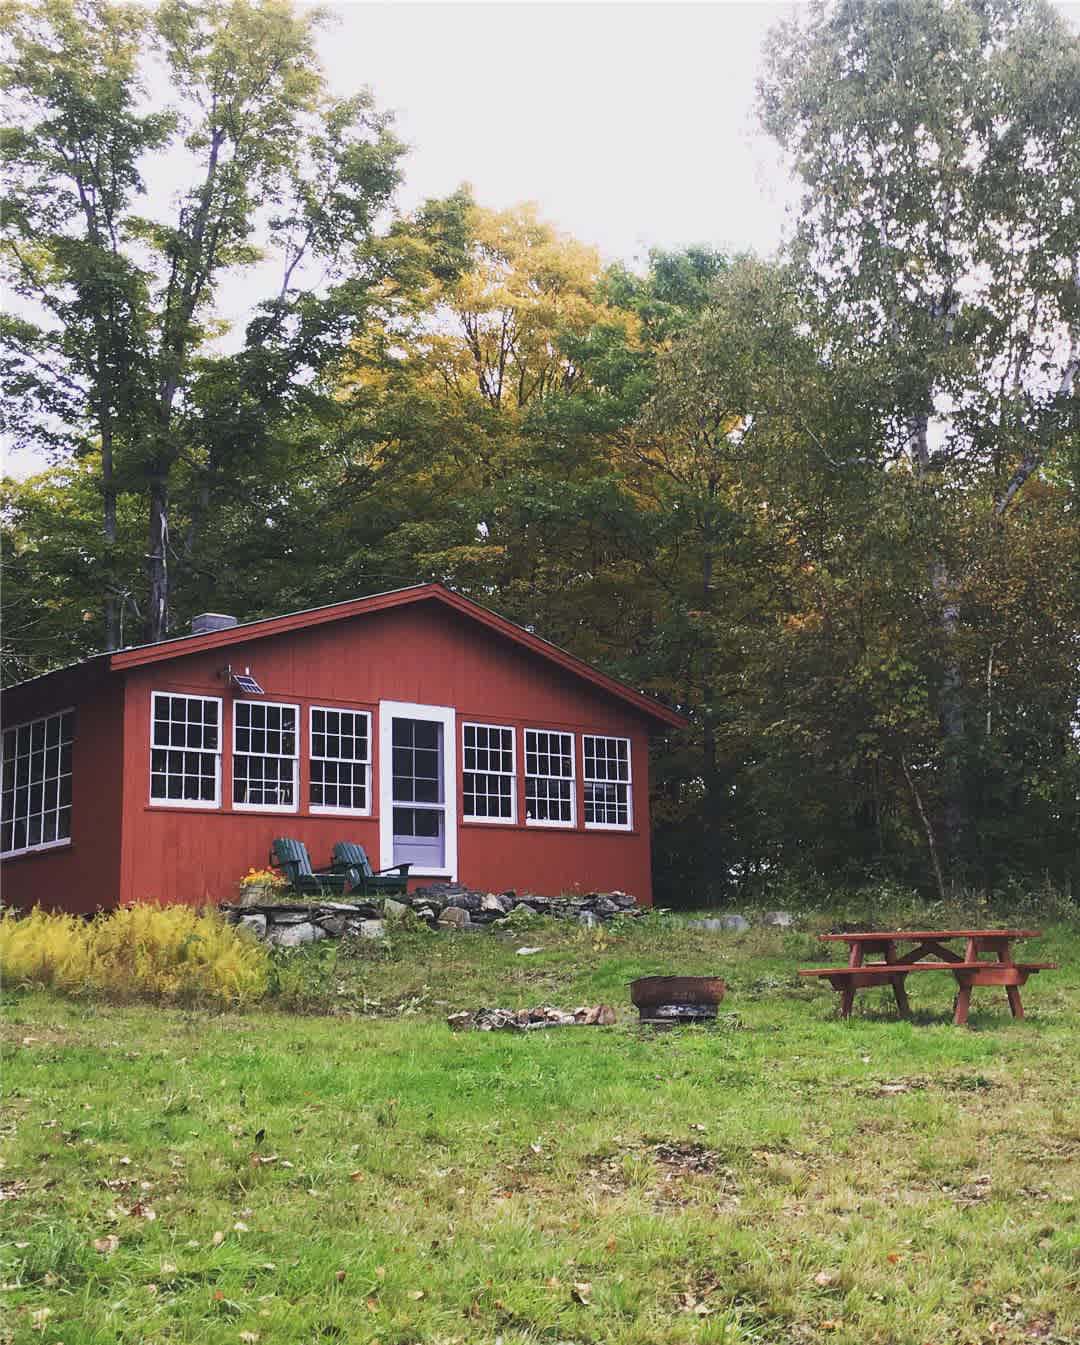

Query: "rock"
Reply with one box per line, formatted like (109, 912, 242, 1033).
(383, 898, 409, 921)
(516, 946, 542, 956)
(445, 890, 482, 912)
(762, 910, 795, 928)
(414, 907, 436, 924)
(358, 920, 386, 939)
(268, 921, 325, 947)
(687, 918, 725, 932)
(719, 914, 751, 933)
(317, 915, 347, 938)
(238, 913, 267, 939)
(437, 906, 470, 930)
(481, 892, 512, 914)
(578, 911, 600, 928)
(593, 897, 621, 917)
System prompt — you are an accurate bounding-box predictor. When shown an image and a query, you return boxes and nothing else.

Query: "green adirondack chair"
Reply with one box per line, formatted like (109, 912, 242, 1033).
(331, 842, 410, 897)
(269, 837, 349, 897)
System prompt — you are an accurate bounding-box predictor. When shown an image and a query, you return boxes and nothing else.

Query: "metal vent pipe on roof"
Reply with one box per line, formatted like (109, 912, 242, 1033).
(191, 613, 239, 635)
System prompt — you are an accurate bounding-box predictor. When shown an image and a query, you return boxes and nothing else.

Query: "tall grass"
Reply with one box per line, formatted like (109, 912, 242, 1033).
(0, 904, 268, 1007)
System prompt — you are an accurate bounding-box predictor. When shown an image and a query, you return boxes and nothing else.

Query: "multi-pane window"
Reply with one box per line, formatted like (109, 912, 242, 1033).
(583, 735, 632, 829)
(524, 728, 575, 826)
(310, 707, 370, 813)
(150, 694, 220, 807)
(462, 723, 515, 822)
(233, 701, 298, 809)
(2, 710, 75, 855)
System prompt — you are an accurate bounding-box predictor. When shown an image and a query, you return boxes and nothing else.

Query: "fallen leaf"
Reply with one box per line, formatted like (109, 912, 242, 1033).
(408, 1290, 425, 1300)
(129, 1202, 156, 1221)
(375, 1265, 386, 1279)
(605, 1237, 617, 1253)
(335, 1270, 346, 1283)
(886, 1252, 902, 1265)
(366, 1296, 379, 1312)
(162, 1261, 178, 1274)
(239, 1334, 260, 1344)
(349, 1170, 365, 1183)
(571, 1281, 593, 1306)
(212, 1230, 225, 1247)
(233, 1221, 249, 1232)
(821, 1320, 843, 1331)
(31, 1307, 51, 1329)
(250, 1153, 278, 1168)
(93, 1235, 120, 1254)
(814, 1271, 839, 1287)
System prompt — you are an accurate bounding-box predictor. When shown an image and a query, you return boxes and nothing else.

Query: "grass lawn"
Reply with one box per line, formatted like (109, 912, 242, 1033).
(2, 914, 1078, 1344)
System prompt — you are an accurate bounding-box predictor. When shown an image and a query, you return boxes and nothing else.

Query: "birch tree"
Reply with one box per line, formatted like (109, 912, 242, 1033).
(759, 0, 1080, 871)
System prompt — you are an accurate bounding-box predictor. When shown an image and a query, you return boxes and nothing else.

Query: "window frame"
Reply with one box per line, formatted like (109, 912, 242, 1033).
(148, 692, 222, 811)
(583, 733, 633, 831)
(1, 706, 76, 857)
(523, 727, 576, 828)
(461, 721, 517, 825)
(308, 705, 372, 817)
(232, 698, 300, 814)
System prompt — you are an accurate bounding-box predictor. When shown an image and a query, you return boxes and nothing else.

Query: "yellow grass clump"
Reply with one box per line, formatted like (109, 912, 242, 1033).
(0, 903, 268, 1007)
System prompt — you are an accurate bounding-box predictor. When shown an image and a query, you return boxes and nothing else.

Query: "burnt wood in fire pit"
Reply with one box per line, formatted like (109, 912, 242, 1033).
(630, 976, 726, 1024)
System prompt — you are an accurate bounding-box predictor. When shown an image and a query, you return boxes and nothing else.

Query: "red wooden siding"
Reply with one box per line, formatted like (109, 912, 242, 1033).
(118, 600, 657, 907)
(1, 663, 124, 915)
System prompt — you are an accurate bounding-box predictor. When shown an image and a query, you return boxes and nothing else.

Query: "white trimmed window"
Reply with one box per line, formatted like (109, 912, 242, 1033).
(150, 693, 221, 807)
(2, 709, 75, 855)
(462, 723, 515, 822)
(233, 701, 298, 810)
(583, 735, 632, 829)
(310, 707, 370, 813)
(524, 728, 575, 826)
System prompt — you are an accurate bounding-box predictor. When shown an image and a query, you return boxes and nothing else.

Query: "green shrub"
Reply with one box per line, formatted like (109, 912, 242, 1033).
(0, 903, 268, 1008)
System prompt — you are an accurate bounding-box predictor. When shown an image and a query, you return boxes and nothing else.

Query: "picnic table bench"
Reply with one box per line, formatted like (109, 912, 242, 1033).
(800, 929, 1056, 1025)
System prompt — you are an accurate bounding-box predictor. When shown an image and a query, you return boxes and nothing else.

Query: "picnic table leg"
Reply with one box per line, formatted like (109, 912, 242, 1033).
(839, 986, 856, 1019)
(890, 974, 911, 1019)
(953, 981, 972, 1027)
(1005, 985, 1024, 1019)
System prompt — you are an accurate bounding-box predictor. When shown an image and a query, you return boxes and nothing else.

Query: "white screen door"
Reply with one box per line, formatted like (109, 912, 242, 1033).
(379, 702, 456, 878)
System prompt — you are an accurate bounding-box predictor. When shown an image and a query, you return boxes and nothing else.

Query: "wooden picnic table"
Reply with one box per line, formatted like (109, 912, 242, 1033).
(800, 929, 1056, 1025)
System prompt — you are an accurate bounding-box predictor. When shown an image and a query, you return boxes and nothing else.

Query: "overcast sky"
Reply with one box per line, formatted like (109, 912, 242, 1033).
(314, 1, 802, 264)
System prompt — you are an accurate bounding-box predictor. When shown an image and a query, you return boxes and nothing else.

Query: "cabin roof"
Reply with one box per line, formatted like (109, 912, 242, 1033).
(12, 584, 687, 728)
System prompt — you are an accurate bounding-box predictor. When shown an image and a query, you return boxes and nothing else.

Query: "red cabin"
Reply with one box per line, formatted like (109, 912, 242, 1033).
(1, 584, 685, 914)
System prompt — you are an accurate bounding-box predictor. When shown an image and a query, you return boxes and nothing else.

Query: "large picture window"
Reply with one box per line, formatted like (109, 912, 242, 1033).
(310, 707, 370, 813)
(150, 693, 220, 807)
(583, 735, 632, 829)
(2, 709, 74, 856)
(524, 728, 575, 826)
(233, 701, 298, 810)
(462, 723, 515, 822)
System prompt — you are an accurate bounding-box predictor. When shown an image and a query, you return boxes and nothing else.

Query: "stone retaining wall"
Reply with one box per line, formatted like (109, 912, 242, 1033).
(221, 885, 642, 946)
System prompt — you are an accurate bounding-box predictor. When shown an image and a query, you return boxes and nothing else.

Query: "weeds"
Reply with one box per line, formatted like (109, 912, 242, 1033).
(0, 904, 268, 1007)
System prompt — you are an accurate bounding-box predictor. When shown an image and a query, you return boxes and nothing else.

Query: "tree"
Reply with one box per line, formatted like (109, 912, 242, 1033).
(759, 0, 1080, 876)
(2, 0, 404, 644)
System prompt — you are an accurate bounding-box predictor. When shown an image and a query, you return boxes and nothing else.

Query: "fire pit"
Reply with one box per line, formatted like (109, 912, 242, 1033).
(630, 976, 726, 1025)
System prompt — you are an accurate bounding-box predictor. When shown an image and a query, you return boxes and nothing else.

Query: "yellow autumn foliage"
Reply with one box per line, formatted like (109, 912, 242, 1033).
(0, 904, 268, 1008)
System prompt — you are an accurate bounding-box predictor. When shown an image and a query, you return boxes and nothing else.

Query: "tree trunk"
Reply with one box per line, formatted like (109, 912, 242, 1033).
(101, 416, 119, 651)
(930, 557, 966, 866)
(146, 470, 170, 642)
